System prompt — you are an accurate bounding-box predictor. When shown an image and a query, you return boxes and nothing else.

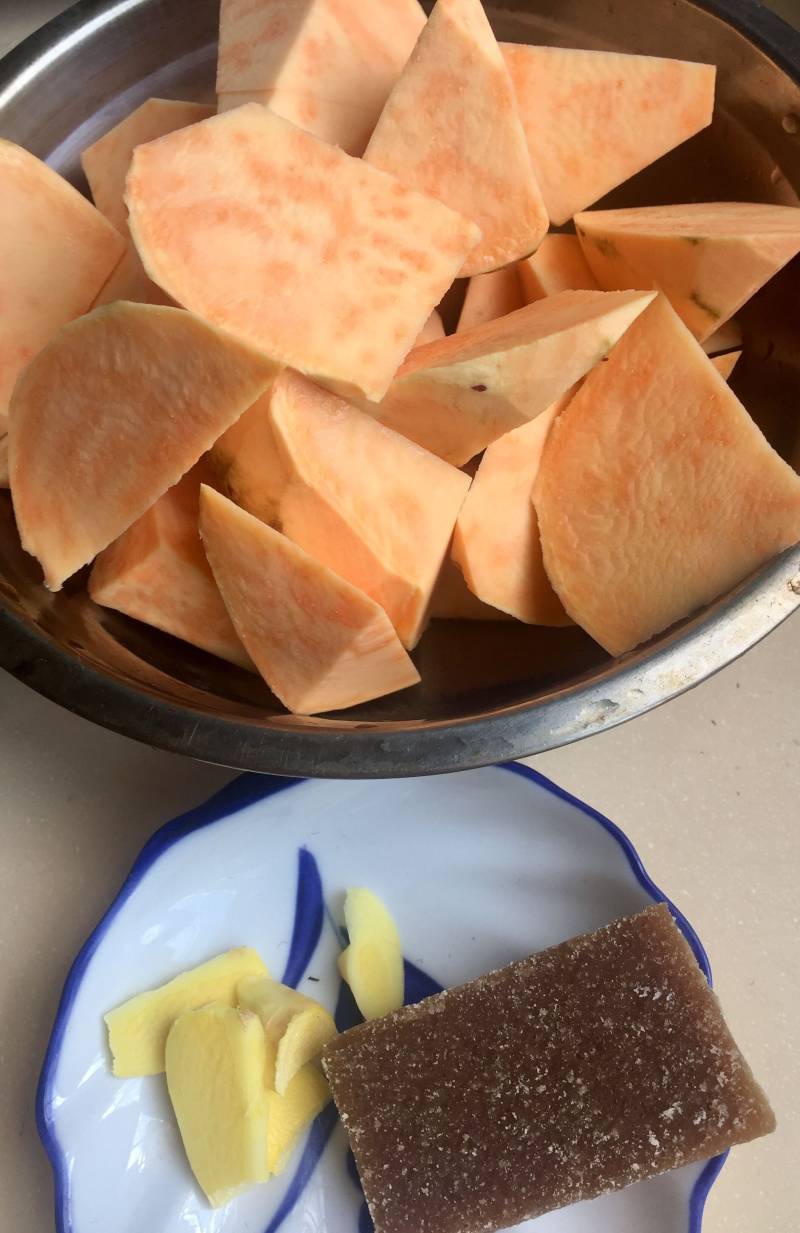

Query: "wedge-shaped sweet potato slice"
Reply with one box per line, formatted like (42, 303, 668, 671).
(534, 295, 800, 655)
(127, 104, 479, 403)
(269, 371, 470, 648)
(199, 487, 420, 714)
(363, 289, 655, 465)
(209, 390, 288, 528)
(216, 0, 425, 155)
(429, 555, 510, 621)
(519, 234, 598, 301)
(82, 98, 214, 234)
(89, 464, 252, 669)
(452, 396, 572, 624)
(0, 141, 125, 426)
(703, 318, 742, 356)
(92, 242, 172, 308)
(366, 0, 547, 277)
(10, 303, 278, 590)
(457, 267, 524, 333)
(503, 45, 715, 225)
(575, 203, 800, 342)
(415, 310, 445, 347)
(711, 350, 741, 381)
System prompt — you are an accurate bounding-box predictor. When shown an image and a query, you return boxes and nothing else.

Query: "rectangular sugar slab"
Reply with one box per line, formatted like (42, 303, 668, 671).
(323, 904, 774, 1233)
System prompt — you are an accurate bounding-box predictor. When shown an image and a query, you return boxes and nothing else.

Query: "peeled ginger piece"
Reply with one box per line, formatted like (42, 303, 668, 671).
(237, 975, 337, 1094)
(165, 1003, 269, 1207)
(104, 946, 268, 1076)
(267, 1065, 332, 1175)
(339, 889, 404, 1021)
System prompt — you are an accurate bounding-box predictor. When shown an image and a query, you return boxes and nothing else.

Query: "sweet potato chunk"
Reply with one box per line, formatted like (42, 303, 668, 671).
(503, 45, 715, 225)
(0, 141, 124, 425)
(10, 303, 278, 590)
(127, 104, 480, 402)
(89, 464, 252, 669)
(457, 267, 524, 333)
(415, 311, 445, 346)
(208, 390, 288, 528)
(92, 242, 172, 308)
(711, 350, 741, 381)
(575, 202, 800, 342)
(199, 487, 420, 714)
(362, 289, 655, 465)
(269, 371, 470, 648)
(452, 395, 573, 624)
(703, 318, 742, 355)
(518, 233, 598, 300)
(81, 98, 214, 234)
(534, 295, 800, 654)
(216, 0, 426, 155)
(365, 0, 547, 276)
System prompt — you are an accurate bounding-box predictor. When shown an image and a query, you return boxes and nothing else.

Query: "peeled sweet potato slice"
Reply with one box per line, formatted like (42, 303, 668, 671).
(575, 202, 800, 342)
(199, 487, 420, 714)
(216, 0, 426, 155)
(92, 242, 172, 308)
(519, 234, 598, 301)
(0, 141, 125, 425)
(429, 556, 510, 621)
(457, 267, 524, 333)
(503, 45, 715, 225)
(127, 104, 480, 403)
(703, 318, 742, 356)
(81, 98, 214, 235)
(208, 390, 288, 528)
(415, 311, 445, 347)
(711, 350, 741, 381)
(269, 371, 470, 649)
(89, 463, 252, 669)
(534, 295, 800, 655)
(452, 395, 573, 624)
(10, 302, 278, 590)
(362, 289, 655, 465)
(365, 0, 547, 277)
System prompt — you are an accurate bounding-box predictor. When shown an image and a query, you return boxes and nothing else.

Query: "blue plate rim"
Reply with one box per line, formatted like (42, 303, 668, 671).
(35, 762, 727, 1233)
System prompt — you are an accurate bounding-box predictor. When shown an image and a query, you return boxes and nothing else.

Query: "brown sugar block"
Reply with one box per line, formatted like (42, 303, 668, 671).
(323, 903, 774, 1233)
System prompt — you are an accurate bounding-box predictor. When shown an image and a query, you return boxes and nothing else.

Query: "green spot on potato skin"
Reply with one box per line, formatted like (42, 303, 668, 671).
(593, 236, 619, 258)
(690, 290, 722, 320)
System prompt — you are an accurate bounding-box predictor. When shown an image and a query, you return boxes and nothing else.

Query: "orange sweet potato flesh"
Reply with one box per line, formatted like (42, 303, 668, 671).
(9, 302, 278, 591)
(365, 0, 547, 277)
(81, 99, 214, 235)
(269, 370, 470, 649)
(452, 396, 572, 625)
(457, 267, 524, 333)
(0, 140, 125, 426)
(711, 350, 741, 381)
(216, 0, 426, 155)
(127, 104, 480, 403)
(362, 289, 655, 465)
(92, 243, 173, 308)
(575, 202, 800, 343)
(199, 486, 420, 714)
(415, 311, 445, 347)
(519, 234, 598, 301)
(534, 295, 800, 655)
(503, 45, 715, 226)
(89, 464, 252, 669)
(208, 390, 288, 528)
(429, 555, 511, 621)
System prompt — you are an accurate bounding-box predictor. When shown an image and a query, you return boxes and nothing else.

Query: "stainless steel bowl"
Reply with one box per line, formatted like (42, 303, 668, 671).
(1, 0, 799, 777)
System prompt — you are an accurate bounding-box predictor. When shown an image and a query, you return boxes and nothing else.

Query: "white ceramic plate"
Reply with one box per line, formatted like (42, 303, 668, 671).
(37, 764, 726, 1233)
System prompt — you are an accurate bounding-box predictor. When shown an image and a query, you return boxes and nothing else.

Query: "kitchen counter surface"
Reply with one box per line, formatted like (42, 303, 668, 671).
(0, 3, 797, 1232)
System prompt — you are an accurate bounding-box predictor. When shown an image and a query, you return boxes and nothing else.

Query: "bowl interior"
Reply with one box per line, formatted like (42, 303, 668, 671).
(1, 0, 800, 747)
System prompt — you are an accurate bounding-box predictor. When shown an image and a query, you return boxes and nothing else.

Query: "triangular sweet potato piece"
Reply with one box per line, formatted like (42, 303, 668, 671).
(89, 464, 252, 669)
(365, 0, 547, 277)
(503, 45, 715, 225)
(216, 0, 426, 156)
(703, 318, 742, 356)
(199, 486, 420, 714)
(518, 234, 598, 301)
(452, 395, 572, 624)
(457, 267, 524, 333)
(429, 556, 510, 620)
(534, 295, 800, 655)
(269, 371, 470, 648)
(208, 390, 288, 528)
(415, 310, 445, 347)
(711, 350, 741, 381)
(0, 141, 125, 425)
(127, 104, 480, 403)
(81, 98, 214, 234)
(362, 289, 655, 465)
(575, 202, 800, 342)
(92, 242, 173, 308)
(9, 302, 278, 590)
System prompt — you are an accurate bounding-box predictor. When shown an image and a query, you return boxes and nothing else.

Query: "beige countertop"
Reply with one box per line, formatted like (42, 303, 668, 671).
(1, 3, 798, 1232)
